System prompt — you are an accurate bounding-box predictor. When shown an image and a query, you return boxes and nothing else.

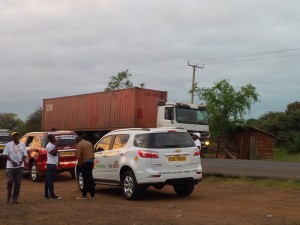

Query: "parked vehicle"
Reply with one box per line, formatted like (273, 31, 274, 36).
(20, 130, 77, 182)
(0, 129, 11, 166)
(42, 88, 210, 147)
(76, 128, 202, 200)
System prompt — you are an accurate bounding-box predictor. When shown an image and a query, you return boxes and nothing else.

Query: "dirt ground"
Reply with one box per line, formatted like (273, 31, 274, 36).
(0, 168, 299, 225)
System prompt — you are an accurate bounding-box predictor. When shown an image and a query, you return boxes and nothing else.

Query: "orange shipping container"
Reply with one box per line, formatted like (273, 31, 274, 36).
(42, 88, 168, 132)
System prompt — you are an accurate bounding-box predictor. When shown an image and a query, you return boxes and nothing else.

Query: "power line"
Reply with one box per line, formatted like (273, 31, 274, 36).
(1, 47, 300, 99)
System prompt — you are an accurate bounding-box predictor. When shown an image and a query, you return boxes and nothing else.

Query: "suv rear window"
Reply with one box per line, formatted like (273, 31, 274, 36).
(134, 132, 194, 148)
(56, 135, 77, 147)
(42, 134, 77, 147)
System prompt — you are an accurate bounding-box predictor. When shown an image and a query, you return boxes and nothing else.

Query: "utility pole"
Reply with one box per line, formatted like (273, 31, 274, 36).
(188, 61, 204, 104)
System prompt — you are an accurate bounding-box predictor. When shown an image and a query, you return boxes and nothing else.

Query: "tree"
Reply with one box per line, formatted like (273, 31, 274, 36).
(23, 107, 42, 133)
(0, 113, 24, 132)
(193, 79, 259, 156)
(105, 70, 145, 91)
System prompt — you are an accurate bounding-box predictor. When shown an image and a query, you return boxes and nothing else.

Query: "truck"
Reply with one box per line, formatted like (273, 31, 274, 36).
(41, 88, 210, 148)
(0, 129, 12, 166)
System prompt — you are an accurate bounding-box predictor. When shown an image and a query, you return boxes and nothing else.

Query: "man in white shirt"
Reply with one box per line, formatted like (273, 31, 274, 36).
(44, 134, 61, 200)
(3, 131, 27, 204)
(192, 132, 202, 151)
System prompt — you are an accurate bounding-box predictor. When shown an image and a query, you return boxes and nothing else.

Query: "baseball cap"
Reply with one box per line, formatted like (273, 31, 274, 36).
(193, 132, 201, 138)
(11, 132, 19, 136)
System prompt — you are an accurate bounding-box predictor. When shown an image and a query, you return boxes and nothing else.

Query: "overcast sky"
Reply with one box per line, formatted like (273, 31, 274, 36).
(1, 0, 299, 121)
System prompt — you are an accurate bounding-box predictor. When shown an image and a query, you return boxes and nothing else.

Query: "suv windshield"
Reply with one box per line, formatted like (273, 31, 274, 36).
(176, 107, 208, 125)
(0, 131, 11, 143)
(134, 132, 194, 149)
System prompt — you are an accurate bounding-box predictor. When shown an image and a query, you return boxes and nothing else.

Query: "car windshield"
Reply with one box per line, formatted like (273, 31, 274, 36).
(176, 107, 208, 125)
(134, 132, 195, 149)
(0, 132, 11, 143)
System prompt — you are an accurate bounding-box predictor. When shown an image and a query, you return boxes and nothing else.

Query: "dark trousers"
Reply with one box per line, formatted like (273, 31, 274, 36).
(6, 168, 23, 203)
(81, 161, 95, 197)
(44, 164, 57, 198)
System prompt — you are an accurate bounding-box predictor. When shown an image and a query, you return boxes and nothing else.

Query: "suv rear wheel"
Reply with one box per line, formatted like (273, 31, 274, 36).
(121, 171, 141, 200)
(77, 171, 84, 191)
(30, 162, 42, 182)
(173, 184, 194, 196)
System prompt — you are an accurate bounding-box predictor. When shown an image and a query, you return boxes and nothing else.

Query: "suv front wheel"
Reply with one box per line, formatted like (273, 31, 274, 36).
(173, 184, 194, 196)
(121, 171, 141, 200)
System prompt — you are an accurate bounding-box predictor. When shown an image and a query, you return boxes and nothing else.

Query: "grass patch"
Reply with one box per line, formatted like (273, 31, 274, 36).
(273, 148, 300, 162)
(203, 175, 300, 191)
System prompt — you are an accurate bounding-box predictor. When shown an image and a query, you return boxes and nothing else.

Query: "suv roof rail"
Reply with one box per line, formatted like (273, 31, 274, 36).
(158, 127, 185, 130)
(111, 128, 151, 132)
(110, 127, 185, 133)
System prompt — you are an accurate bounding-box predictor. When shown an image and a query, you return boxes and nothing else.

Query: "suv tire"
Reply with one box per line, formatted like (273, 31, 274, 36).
(173, 184, 194, 196)
(77, 171, 84, 191)
(121, 171, 141, 200)
(30, 162, 42, 182)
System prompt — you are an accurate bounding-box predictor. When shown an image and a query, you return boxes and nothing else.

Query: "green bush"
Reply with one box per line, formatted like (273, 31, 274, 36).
(286, 138, 300, 154)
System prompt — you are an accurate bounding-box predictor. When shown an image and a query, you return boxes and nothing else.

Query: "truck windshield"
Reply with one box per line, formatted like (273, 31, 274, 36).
(176, 107, 208, 125)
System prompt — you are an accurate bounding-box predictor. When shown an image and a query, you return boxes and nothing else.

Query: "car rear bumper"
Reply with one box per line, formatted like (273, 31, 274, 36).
(135, 168, 202, 185)
(36, 160, 77, 172)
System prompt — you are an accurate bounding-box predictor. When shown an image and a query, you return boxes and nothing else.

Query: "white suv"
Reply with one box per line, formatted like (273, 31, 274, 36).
(77, 128, 202, 200)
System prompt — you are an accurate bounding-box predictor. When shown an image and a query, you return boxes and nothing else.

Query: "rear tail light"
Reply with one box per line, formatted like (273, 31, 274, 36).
(193, 149, 200, 156)
(138, 150, 159, 159)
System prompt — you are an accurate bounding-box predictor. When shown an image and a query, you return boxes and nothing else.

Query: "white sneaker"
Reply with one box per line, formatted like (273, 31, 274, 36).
(76, 197, 87, 200)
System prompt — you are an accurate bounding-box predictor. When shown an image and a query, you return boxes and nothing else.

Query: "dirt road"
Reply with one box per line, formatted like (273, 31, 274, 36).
(1, 169, 299, 225)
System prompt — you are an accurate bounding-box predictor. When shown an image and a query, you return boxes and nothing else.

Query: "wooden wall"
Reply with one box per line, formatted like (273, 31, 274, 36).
(230, 128, 275, 160)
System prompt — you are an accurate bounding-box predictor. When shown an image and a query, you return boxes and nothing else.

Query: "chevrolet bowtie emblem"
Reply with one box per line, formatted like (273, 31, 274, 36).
(175, 149, 182, 152)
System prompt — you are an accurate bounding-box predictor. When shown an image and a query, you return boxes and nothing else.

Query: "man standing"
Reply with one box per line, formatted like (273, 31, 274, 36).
(3, 132, 27, 204)
(192, 132, 202, 151)
(76, 136, 95, 199)
(44, 134, 61, 200)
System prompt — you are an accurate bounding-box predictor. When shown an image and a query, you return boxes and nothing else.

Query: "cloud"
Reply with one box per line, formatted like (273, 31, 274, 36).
(0, 0, 299, 120)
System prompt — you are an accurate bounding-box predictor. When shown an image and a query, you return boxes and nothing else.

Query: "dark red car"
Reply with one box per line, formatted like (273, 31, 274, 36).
(20, 130, 77, 182)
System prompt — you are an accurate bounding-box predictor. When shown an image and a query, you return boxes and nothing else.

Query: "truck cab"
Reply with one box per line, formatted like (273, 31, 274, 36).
(157, 101, 210, 149)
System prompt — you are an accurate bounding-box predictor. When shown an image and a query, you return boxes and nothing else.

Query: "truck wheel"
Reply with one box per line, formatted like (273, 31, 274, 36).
(121, 171, 141, 200)
(173, 184, 194, 196)
(77, 171, 84, 191)
(30, 162, 42, 182)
